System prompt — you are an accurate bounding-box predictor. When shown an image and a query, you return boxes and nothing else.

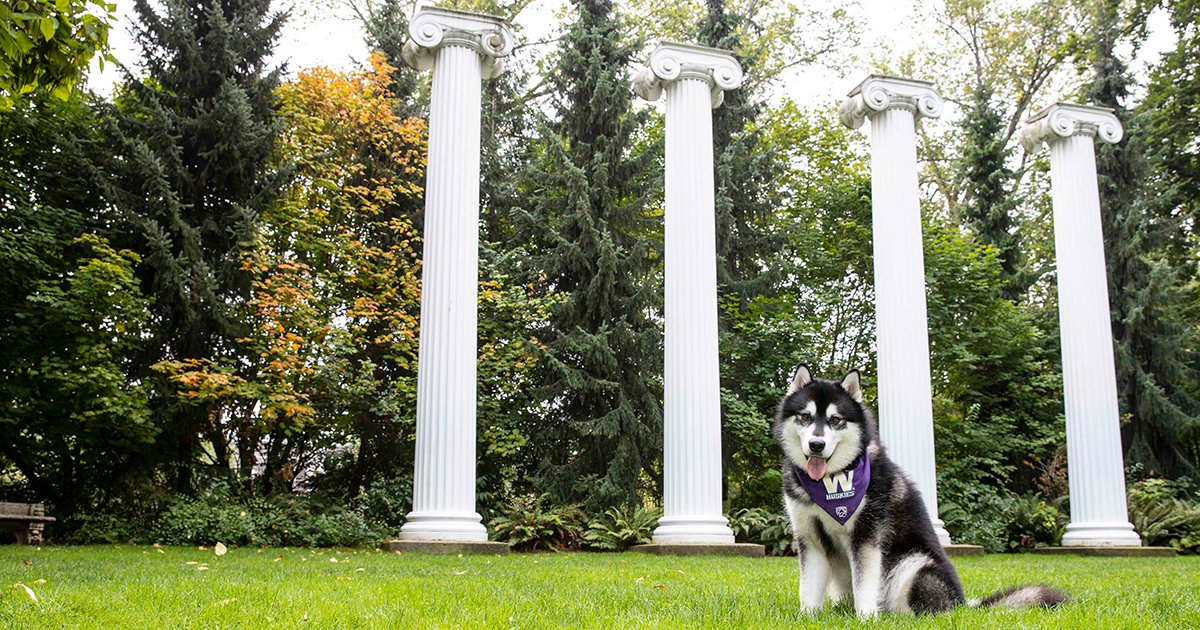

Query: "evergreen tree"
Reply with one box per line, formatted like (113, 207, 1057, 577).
(699, 0, 783, 304)
(954, 82, 1024, 299)
(697, 0, 788, 508)
(1084, 0, 1199, 478)
(518, 0, 662, 512)
(350, 0, 422, 109)
(105, 0, 287, 493)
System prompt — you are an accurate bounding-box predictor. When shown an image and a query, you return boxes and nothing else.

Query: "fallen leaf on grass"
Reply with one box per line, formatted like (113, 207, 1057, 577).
(13, 583, 38, 603)
(635, 577, 645, 584)
(20, 560, 32, 566)
(185, 561, 198, 566)
(214, 542, 227, 556)
(453, 570, 467, 575)
(33, 579, 45, 584)
(676, 570, 685, 576)
(329, 557, 339, 563)
(653, 584, 668, 590)
(354, 568, 365, 573)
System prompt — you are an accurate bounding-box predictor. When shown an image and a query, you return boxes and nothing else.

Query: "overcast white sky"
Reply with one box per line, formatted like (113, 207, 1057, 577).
(89, 0, 1175, 109)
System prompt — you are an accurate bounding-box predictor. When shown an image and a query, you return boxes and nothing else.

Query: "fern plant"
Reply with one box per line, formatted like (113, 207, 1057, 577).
(727, 507, 796, 556)
(1128, 479, 1200, 553)
(584, 505, 661, 551)
(488, 494, 587, 552)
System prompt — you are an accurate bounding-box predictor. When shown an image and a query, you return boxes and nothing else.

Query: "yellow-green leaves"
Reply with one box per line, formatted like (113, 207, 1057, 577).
(0, 0, 118, 109)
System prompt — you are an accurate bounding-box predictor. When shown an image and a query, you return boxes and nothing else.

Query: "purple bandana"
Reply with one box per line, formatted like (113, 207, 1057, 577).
(792, 454, 871, 525)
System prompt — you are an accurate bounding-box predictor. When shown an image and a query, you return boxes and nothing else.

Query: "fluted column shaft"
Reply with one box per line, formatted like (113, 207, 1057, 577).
(1022, 103, 1140, 546)
(659, 76, 729, 543)
(840, 76, 950, 545)
(399, 8, 513, 543)
(634, 42, 743, 544)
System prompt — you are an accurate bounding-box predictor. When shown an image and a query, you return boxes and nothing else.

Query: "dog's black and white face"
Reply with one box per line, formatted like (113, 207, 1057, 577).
(774, 366, 872, 480)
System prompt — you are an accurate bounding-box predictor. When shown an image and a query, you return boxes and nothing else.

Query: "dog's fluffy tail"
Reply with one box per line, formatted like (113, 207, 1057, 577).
(972, 584, 1068, 609)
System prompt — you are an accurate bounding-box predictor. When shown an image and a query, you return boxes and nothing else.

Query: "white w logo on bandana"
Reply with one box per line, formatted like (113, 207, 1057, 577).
(822, 470, 855, 494)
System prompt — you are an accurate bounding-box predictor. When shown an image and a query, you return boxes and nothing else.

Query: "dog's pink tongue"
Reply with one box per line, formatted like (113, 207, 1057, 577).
(806, 457, 828, 480)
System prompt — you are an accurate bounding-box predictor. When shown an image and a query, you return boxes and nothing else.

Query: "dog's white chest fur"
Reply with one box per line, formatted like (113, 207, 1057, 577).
(785, 483, 933, 617)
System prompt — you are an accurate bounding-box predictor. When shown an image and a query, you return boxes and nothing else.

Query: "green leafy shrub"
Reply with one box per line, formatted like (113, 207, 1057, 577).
(1128, 478, 1200, 554)
(727, 507, 795, 556)
(353, 475, 412, 534)
(1005, 493, 1067, 550)
(488, 494, 587, 551)
(939, 485, 1015, 553)
(584, 505, 660, 551)
(152, 484, 384, 547)
(66, 511, 142, 544)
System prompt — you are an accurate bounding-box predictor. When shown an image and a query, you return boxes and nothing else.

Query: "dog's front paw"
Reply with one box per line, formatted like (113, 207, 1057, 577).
(854, 605, 880, 620)
(799, 602, 824, 616)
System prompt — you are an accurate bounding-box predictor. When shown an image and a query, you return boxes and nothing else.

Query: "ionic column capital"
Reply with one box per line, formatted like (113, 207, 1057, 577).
(401, 6, 514, 79)
(1019, 103, 1124, 153)
(839, 75, 944, 130)
(633, 41, 744, 109)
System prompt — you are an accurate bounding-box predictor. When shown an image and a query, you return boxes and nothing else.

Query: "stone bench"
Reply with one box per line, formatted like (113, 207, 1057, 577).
(0, 502, 55, 545)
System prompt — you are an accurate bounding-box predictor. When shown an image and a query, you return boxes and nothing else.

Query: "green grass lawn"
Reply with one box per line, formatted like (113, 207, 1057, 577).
(1, 546, 1197, 628)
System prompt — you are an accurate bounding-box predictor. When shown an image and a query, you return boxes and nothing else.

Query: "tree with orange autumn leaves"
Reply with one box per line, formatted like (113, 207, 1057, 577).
(156, 53, 428, 495)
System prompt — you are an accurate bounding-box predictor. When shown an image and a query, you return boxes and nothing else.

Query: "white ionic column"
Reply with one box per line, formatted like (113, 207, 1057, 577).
(634, 43, 743, 544)
(1020, 104, 1140, 547)
(397, 7, 513, 543)
(840, 76, 951, 545)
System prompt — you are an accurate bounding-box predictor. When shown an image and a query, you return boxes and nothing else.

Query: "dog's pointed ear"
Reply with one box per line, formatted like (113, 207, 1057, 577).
(787, 365, 813, 395)
(841, 370, 863, 403)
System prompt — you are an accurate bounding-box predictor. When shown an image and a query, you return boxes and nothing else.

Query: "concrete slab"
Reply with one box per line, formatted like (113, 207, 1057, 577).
(944, 544, 985, 557)
(629, 543, 765, 557)
(1029, 546, 1175, 557)
(381, 540, 510, 555)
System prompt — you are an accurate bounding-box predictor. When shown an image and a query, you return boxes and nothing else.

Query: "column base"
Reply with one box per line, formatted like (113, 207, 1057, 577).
(631, 543, 764, 557)
(943, 544, 985, 556)
(383, 540, 510, 554)
(1030, 545, 1173, 557)
(932, 518, 952, 546)
(398, 511, 488, 542)
(652, 515, 735, 544)
(1061, 521, 1142, 547)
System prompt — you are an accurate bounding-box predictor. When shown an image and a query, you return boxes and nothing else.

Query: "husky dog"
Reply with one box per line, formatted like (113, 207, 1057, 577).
(774, 366, 1066, 617)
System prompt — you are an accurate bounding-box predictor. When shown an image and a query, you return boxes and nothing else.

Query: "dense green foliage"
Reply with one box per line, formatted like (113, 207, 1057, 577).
(954, 82, 1023, 298)
(1081, 0, 1200, 480)
(2, 0, 1199, 556)
(0, 95, 154, 515)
